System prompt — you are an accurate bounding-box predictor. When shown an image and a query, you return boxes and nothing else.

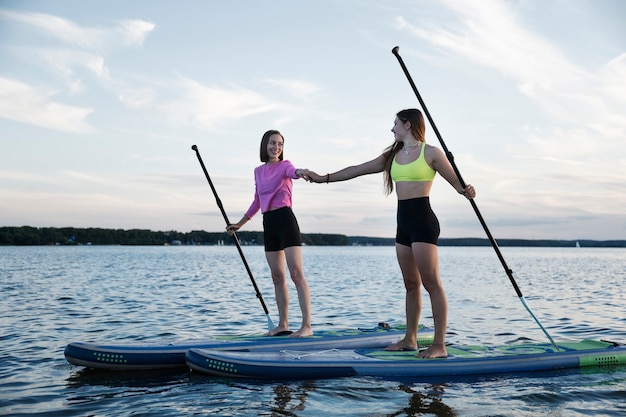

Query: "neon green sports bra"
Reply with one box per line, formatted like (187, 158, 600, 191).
(390, 143, 436, 182)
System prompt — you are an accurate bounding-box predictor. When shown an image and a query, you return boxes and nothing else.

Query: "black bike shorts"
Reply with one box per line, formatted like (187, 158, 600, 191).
(262, 206, 302, 251)
(395, 197, 440, 246)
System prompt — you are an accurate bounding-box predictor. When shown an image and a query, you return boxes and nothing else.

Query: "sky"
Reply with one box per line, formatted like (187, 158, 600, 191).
(1, 0, 625, 240)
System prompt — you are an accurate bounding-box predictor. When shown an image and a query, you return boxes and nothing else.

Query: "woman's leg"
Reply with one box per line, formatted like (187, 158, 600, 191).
(284, 245, 313, 337)
(265, 250, 290, 335)
(386, 243, 422, 351)
(413, 242, 448, 358)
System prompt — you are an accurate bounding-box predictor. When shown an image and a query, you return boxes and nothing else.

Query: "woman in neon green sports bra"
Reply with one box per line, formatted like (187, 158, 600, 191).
(307, 108, 475, 359)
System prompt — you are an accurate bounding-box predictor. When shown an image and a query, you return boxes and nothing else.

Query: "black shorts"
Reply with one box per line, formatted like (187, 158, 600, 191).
(262, 207, 302, 251)
(395, 197, 440, 246)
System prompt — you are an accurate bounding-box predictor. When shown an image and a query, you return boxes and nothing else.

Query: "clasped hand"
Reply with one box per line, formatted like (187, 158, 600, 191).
(298, 169, 325, 183)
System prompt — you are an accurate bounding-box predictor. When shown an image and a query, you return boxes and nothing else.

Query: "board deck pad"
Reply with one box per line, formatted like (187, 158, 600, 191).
(64, 323, 432, 370)
(365, 339, 616, 360)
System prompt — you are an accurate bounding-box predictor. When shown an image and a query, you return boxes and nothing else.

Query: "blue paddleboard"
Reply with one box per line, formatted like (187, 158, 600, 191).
(185, 339, 626, 380)
(64, 323, 433, 370)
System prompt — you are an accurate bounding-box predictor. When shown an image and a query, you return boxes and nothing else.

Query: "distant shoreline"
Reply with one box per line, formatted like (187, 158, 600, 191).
(1, 226, 624, 247)
(347, 236, 626, 248)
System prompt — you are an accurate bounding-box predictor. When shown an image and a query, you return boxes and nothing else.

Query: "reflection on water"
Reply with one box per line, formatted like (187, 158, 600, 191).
(66, 368, 188, 390)
(270, 382, 316, 414)
(390, 384, 456, 417)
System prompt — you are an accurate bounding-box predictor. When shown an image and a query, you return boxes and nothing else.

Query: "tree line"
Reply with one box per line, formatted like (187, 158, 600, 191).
(1, 226, 624, 247)
(0, 226, 349, 246)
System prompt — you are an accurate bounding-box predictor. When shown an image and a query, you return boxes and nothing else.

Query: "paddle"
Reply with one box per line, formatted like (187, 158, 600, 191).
(391, 46, 559, 350)
(191, 144, 275, 332)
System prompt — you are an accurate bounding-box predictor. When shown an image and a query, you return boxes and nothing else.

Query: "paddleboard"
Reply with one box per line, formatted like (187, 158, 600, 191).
(186, 339, 626, 380)
(64, 323, 433, 370)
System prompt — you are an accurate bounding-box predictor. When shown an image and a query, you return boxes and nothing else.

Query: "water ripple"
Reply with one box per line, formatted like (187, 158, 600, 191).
(1, 245, 625, 416)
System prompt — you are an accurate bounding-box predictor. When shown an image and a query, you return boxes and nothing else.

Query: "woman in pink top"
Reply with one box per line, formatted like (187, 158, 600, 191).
(227, 130, 313, 337)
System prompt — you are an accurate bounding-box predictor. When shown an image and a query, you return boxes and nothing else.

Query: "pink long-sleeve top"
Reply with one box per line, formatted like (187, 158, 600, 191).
(244, 160, 300, 219)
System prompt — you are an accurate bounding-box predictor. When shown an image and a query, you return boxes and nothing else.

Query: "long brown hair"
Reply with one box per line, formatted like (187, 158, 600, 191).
(382, 109, 426, 195)
(259, 130, 284, 162)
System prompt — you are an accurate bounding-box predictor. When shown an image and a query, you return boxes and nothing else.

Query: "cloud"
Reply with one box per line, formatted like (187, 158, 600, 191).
(263, 78, 322, 100)
(119, 88, 158, 109)
(396, 0, 626, 169)
(0, 10, 156, 130)
(158, 78, 279, 130)
(2, 10, 152, 84)
(394, 0, 625, 127)
(595, 53, 626, 138)
(0, 77, 93, 133)
(34, 48, 112, 93)
(395, 3, 581, 107)
(116, 19, 156, 47)
(0, 10, 155, 49)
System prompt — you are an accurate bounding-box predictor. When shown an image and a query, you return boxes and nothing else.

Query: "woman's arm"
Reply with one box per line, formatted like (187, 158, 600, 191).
(226, 215, 250, 233)
(309, 154, 386, 183)
(429, 146, 476, 199)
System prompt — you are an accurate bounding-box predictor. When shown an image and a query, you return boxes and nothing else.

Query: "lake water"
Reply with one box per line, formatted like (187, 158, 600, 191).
(1, 245, 625, 416)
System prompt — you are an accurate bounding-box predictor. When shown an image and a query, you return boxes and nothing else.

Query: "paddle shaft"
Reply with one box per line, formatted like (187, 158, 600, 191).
(391, 46, 558, 349)
(191, 145, 274, 326)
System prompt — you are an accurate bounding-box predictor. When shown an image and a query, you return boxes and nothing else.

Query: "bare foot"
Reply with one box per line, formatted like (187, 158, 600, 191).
(266, 326, 291, 336)
(289, 325, 313, 338)
(385, 339, 417, 351)
(417, 344, 447, 358)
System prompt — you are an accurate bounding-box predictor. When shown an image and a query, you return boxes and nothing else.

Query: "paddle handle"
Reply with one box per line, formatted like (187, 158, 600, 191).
(192, 145, 274, 323)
